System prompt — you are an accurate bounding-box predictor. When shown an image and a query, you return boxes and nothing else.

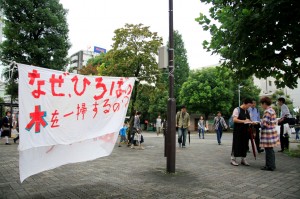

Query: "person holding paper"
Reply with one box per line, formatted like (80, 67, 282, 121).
(277, 97, 292, 152)
(248, 100, 264, 153)
(260, 97, 279, 171)
(230, 98, 253, 166)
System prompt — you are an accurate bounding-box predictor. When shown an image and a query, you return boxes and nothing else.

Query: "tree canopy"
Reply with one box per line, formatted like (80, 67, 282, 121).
(196, 0, 300, 89)
(0, 0, 70, 99)
(97, 23, 162, 125)
(179, 67, 234, 119)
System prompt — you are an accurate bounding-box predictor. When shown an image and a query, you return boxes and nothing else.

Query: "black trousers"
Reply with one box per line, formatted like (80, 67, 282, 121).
(253, 125, 261, 150)
(265, 147, 276, 170)
(278, 118, 289, 151)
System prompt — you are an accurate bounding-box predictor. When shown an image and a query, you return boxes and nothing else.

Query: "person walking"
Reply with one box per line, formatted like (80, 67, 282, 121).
(176, 105, 190, 148)
(118, 123, 128, 147)
(213, 111, 228, 145)
(260, 97, 280, 171)
(1, 111, 12, 145)
(156, 116, 162, 136)
(248, 100, 264, 153)
(231, 98, 253, 166)
(277, 97, 292, 152)
(198, 116, 206, 139)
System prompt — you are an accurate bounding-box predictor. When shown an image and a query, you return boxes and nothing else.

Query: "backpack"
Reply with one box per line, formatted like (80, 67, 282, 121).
(229, 107, 240, 129)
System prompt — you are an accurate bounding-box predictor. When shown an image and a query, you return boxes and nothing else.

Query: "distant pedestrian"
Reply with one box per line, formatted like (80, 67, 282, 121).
(198, 116, 206, 139)
(260, 97, 280, 171)
(213, 111, 227, 145)
(248, 100, 264, 153)
(118, 123, 128, 147)
(131, 111, 144, 149)
(176, 105, 190, 148)
(156, 116, 162, 136)
(1, 111, 12, 145)
(230, 98, 253, 166)
(295, 116, 300, 141)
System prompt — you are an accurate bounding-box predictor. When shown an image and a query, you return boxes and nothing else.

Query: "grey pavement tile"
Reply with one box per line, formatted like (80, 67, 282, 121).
(0, 134, 299, 199)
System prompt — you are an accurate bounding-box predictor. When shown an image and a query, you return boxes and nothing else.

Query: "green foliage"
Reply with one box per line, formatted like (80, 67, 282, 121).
(232, 76, 261, 108)
(196, 0, 300, 89)
(98, 23, 163, 123)
(169, 30, 190, 100)
(179, 67, 234, 119)
(79, 53, 106, 75)
(0, 0, 71, 99)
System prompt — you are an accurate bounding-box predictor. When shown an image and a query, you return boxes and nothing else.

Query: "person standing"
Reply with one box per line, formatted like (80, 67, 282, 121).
(118, 123, 128, 147)
(260, 97, 280, 171)
(213, 111, 228, 145)
(176, 105, 190, 148)
(277, 97, 292, 152)
(1, 111, 12, 145)
(248, 100, 264, 153)
(231, 98, 253, 166)
(131, 111, 144, 149)
(198, 116, 206, 139)
(156, 116, 162, 136)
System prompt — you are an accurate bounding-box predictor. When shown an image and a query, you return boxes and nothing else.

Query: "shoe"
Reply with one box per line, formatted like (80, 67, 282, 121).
(130, 144, 135, 149)
(231, 160, 239, 166)
(258, 149, 264, 153)
(278, 150, 284, 152)
(260, 166, 274, 171)
(118, 145, 121, 147)
(13, 139, 16, 143)
(178, 143, 182, 148)
(241, 159, 250, 166)
(5, 143, 11, 145)
(139, 146, 145, 150)
(218, 143, 221, 145)
(182, 145, 186, 148)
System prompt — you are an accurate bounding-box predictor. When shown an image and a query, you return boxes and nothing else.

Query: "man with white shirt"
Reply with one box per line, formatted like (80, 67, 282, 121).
(248, 100, 264, 153)
(277, 97, 291, 152)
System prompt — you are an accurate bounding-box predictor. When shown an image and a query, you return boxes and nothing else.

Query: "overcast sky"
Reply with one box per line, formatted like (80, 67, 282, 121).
(60, 0, 220, 69)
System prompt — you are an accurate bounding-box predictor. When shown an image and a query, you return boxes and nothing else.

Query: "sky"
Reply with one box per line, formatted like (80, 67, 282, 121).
(59, 0, 220, 69)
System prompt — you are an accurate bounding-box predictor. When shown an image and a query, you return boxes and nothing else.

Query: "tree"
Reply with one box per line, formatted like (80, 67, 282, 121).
(179, 67, 234, 119)
(97, 23, 162, 129)
(166, 30, 190, 100)
(196, 0, 300, 89)
(232, 76, 261, 108)
(0, 0, 71, 99)
(79, 53, 106, 75)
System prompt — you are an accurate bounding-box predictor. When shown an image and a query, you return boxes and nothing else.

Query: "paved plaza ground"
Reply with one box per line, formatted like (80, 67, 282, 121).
(0, 132, 299, 199)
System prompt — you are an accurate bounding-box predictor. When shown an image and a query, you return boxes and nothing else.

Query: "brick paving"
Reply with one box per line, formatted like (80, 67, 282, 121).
(0, 132, 299, 199)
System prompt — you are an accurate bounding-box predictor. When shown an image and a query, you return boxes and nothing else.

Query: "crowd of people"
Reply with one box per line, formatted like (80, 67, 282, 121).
(117, 96, 299, 173)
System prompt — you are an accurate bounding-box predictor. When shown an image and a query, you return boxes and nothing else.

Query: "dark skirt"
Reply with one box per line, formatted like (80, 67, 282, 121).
(232, 125, 249, 157)
(1, 129, 10, 137)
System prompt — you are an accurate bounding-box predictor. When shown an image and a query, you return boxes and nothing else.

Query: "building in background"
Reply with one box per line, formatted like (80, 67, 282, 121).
(69, 46, 106, 72)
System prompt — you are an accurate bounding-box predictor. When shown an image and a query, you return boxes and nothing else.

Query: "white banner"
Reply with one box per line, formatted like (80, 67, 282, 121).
(18, 64, 134, 182)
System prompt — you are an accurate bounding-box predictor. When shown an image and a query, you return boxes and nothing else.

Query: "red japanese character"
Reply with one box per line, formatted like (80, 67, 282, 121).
(51, 110, 60, 128)
(126, 84, 133, 95)
(116, 78, 125, 98)
(103, 99, 111, 114)
(93, 101, 99, 118)
(76, 103, 87, 120)
(109, 81, 115, 96)
(49, 74, 65, 97)
(122, 96, 129, 107)
(28, 69, 40, 85)
(113, 103, 120, 112)
(32, 80, 46, 98)
(25, 105, 47, 133)
(94, 77, 107, 100)
(71, 76, 91, 96)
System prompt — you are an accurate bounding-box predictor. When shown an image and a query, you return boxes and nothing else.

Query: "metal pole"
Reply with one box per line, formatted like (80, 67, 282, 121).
(238, 84, 240, 107)
(166, 0, 176, 173)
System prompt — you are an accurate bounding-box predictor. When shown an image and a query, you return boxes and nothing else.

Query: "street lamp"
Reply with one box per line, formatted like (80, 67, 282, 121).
(238, 84, 243, 107)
